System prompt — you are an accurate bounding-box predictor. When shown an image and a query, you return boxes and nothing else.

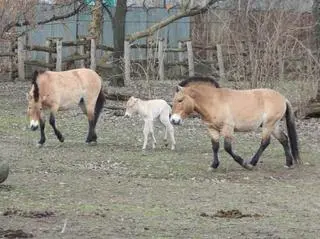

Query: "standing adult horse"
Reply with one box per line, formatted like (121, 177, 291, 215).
(27, 68, 105, 146)
(170, 76, 301, 170)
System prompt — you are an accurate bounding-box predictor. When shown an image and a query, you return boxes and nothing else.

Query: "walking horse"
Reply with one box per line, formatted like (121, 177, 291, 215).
(170, 76, 301, 169)
(27, 68, 105, 146)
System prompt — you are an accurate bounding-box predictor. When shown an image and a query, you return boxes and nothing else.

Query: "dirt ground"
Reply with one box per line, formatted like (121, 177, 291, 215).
(0, 80, 320, 239)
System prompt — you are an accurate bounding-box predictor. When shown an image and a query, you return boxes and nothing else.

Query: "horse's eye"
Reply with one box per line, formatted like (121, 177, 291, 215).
(178, 99, 183, 103)
(40, 108, 43, 111)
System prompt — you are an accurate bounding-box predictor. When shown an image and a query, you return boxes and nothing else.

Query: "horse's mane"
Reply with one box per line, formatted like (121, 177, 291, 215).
(178, 76, 220, 88)
(32, 70, 45, 102)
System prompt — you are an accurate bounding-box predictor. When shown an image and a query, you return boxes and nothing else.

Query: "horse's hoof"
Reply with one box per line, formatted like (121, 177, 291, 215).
(207, 166, 217, 172)
(164, 143, 169, 147)
(284, 164, 295, 169)
(86, 141, 97, 146)
(243, 162, 254, 170)
(171, 146, 175, 151)
(59, 136, 65, 143)
(36, 143, 44, 148)
(142, 150, 148, 156)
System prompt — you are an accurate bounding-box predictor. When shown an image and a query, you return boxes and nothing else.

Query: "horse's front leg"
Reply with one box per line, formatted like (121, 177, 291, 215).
(49, 112, 64, 142)
(208, 128, 220, 169)
(224, 137, 253, 169)
(38, 118, 46, 146)
(248, 127, 271, 167)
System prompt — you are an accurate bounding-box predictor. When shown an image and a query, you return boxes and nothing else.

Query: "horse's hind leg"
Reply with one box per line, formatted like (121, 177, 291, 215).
(49, 112, 64, 142)
(79, 98, 87, 115)
(85, 106, 97, 143)
(272, 124, 294, 167)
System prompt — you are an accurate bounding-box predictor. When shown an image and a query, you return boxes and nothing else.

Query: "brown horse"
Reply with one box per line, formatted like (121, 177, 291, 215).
(27, 68, 105, 146)
(170, 76, 301, 170)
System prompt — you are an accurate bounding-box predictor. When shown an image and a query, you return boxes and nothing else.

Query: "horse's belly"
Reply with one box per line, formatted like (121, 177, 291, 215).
(234, 120, 261, 132)
(58, 92, 84, 110)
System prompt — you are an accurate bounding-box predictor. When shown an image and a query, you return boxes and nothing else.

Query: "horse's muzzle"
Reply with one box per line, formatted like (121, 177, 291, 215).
(170, 114, 182, 125)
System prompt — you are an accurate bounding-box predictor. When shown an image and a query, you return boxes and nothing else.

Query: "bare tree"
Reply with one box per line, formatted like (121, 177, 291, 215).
(126, 0, 224, 42)
(103, 0, 127, 86)
(313, 0, 320, 102)
(89, 0, 103, 42)
(0, 0, 86, 39)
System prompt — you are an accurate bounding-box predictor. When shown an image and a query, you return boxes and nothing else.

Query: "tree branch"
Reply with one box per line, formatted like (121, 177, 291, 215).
(126, 0, 223, 43)
(2, 1, 86, 36)
(102, 0, 114, 22)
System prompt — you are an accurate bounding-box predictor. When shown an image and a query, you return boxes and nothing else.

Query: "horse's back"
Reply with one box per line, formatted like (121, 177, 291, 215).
(225, 88, 286, 112)
(220, 88, 287, 131)
(38, 68, 103, 109)
(147, 99, 171, 118)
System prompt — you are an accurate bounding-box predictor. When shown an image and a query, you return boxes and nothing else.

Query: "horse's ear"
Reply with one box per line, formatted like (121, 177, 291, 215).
(175, 85, 183, 92)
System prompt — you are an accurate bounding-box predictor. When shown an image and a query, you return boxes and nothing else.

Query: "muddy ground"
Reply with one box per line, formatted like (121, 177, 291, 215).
(0, 80, 320, 239)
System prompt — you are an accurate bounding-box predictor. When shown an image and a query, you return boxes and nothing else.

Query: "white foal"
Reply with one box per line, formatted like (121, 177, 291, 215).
(125, 96, 176, 150)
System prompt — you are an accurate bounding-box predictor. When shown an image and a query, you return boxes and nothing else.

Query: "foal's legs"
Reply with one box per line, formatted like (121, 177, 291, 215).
(49, 111, 64, 142)
(208, 128, 220, 169)
(142, 120, 150, 150)
(148, 120, 157, 149)
(272, 124, 294, 167)
(159, 113, 175, 150)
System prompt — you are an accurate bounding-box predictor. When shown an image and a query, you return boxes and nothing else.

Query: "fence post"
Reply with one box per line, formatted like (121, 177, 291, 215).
(158, 38, 164, 81)
(90, 38, 96, 70)
(278, 47, 284, 81)
(17, 36, 25, 80)
(178, 41, 185, 76)
(8, 41, 13, 81)
(56, 38, 62, 71)
(216, 44, 225, 82)
(124, 40, 130, 83)
(186, 40, 194, 77)
(45, 38, 52, 70)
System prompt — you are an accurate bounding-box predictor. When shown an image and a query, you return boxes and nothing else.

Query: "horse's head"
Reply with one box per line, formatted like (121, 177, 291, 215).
(27, 81, 43, 131)
(124, 96, 139, 117)
(170, 86, 195, 125)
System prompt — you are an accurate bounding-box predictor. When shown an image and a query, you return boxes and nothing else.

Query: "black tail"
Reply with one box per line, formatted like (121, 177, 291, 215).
(285, 101, 301, 164)
(93, 88, 106, 126)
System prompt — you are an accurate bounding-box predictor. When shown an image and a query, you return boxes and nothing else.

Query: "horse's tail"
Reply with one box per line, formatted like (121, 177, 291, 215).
(285, 100, 302, 164)
(93, 87, 106, 126)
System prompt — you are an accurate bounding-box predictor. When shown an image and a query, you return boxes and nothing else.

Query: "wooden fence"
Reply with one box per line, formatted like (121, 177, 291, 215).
(0, 36, 231, 84)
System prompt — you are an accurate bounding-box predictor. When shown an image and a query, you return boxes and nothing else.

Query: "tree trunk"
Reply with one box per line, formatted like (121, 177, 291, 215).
(89, 0, 103, 42)
(313, 0, 320, 101)
(110, 0, 127, 87)
(304, 0, 320, 118)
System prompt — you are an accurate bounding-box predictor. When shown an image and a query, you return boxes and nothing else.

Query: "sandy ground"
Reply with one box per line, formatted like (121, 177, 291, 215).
(0, 81, 320, 239)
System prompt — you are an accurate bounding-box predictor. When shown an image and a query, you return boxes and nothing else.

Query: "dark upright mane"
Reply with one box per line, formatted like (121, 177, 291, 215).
(32, 70, 44, 102)
(178, 76, 220, 88)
